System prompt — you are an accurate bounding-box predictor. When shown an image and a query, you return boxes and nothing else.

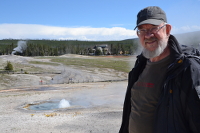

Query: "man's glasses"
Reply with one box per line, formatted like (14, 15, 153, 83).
(137, 23, 167, 36)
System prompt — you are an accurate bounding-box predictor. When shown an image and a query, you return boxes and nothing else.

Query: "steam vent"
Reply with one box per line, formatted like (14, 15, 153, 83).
(22, 98, 93, 111)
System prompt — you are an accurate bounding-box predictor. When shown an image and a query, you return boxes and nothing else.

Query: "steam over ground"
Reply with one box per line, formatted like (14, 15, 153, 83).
(0, 54, 131, 132)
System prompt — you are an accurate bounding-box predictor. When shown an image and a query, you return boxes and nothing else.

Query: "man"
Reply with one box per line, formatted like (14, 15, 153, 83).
(119, 6, 200, 133)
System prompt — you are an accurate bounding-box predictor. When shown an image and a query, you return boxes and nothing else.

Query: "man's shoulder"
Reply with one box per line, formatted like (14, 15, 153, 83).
(183, 53, 200, 87)
(181, 45, 200, 56)
(180, 45, 200, 68)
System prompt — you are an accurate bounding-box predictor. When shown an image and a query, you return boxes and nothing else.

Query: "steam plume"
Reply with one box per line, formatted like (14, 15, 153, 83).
(58, 99, 70, 108)
(11, 41, 27, 55)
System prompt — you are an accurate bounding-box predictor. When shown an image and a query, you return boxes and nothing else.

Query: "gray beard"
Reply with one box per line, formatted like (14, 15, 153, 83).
(142, 39, 168, 59)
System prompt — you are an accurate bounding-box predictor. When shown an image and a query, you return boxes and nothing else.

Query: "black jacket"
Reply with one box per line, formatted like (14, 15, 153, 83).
(119, 35, 200, 133)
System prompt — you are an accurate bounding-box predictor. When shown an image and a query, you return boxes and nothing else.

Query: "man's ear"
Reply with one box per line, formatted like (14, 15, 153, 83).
(166, 24, 172, 36)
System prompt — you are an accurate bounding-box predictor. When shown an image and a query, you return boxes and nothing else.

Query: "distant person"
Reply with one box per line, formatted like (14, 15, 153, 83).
(119, 6, 200, 133)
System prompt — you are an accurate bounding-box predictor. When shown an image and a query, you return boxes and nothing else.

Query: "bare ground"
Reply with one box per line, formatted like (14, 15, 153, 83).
(0, 55, 129, 89)
(0, 55, 131, 133)
(0, 82, 127, 133)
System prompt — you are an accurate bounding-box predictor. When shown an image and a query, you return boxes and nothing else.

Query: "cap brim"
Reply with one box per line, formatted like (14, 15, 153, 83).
(134, 19, 164, 30)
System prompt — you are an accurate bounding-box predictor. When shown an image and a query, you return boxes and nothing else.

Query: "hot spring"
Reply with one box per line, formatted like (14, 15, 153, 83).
(23, 98, 92, 111)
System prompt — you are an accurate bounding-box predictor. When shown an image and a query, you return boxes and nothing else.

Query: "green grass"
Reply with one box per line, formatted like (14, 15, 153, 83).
(29, 61, 59, 66)
(0, 55, 134, 73)
(14, 63, 51, 73)
(50, 56, 132, 73)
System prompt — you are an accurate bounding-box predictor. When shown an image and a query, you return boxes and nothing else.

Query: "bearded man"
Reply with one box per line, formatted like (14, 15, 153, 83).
(119, 6, 200, 133)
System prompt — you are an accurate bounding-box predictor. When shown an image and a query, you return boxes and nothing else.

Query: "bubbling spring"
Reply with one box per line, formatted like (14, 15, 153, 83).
(27, 99, 71, 111)
(24, 98, 92, 111)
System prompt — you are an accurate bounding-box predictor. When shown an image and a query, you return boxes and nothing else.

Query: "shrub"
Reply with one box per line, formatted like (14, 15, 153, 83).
(24, 71, 28, 74)
(4, 61, 14, 71)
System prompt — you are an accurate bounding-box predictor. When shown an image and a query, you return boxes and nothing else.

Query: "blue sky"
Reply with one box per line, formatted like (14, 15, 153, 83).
(0, 0, 200, 41)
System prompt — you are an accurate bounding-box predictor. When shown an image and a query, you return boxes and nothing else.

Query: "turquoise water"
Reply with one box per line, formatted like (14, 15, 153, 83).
(29, 99, 71, 111)
(27, 98, 91, 111)
(29, 102, 60, 110)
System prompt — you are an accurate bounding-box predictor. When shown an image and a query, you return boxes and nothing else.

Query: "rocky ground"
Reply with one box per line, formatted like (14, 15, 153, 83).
(0, 55, 132, 133)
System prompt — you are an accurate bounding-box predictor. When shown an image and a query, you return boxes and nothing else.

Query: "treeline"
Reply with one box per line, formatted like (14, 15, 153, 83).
(0, 39, 139, 56)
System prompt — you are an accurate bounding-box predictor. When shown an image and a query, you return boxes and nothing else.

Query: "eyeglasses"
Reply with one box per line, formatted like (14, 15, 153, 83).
(137, 23, 167, 36)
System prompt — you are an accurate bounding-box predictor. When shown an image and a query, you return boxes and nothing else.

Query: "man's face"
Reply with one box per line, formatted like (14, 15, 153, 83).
(137, 23, 169, 59)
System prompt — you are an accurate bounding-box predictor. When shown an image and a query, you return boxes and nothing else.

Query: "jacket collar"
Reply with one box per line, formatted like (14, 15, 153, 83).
(168, 35, 184, 61)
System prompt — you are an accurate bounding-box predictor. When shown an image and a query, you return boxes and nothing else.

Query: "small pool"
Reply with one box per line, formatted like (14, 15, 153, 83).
(23, 98, 92, 111)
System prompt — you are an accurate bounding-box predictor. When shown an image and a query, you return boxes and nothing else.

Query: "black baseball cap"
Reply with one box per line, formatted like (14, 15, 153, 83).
(134, 6, 167, 30)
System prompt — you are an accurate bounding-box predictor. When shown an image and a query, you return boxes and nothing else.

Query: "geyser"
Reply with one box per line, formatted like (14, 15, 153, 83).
(11, 41, 27, 55)
(58, 99, 70, 108)
(26, 99, 71, 111)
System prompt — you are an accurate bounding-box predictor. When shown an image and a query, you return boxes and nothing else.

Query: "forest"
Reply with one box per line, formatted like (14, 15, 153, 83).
(1, 30, 200, 56)
(0, 39, 139, 56)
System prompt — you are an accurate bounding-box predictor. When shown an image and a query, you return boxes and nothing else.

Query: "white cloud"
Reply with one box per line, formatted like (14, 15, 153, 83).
(0, 24, 137, 41)
(171, 25, 200, 34)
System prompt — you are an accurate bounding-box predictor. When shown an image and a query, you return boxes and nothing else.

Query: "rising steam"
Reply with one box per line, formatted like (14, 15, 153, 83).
(58, 99, 70, 108)
(12, 41, 27, 55)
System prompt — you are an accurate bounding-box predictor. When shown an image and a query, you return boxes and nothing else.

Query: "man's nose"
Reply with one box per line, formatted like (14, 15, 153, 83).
(144, 31, 154, 39)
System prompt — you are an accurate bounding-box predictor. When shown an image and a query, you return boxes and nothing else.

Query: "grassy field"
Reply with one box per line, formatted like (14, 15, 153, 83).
(0, 55, 135, 74)
(33, 55, 135, 73)
(0, 54, 136, 89)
